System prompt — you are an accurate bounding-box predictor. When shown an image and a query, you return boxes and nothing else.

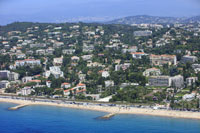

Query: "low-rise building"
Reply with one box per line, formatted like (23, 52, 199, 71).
(64, 83, 86, 96)
(0, 70, 10, 79)
(182, 93, 196, 101)
(122, 46, 138, 53)
(115, 63, 131, 71)
(62, 49, 75, 55)
(22, 76, 33, 83)
(44, 66, 64, 79)
(134, 30, 152, 36)
(14, 59, 41, 67)
(131, 52, 148, 59)
(17, 87, 33, 96)
(186, 77, 198, 86)
(81, 55, 93, 61)
(150, 54, 177, 66)
(46, 81, 52, 88)
(143, 68, 161, 77)
(102, 71, 110, 78)
(61, 83, 71, 89)
(0, 80, 10, 89)
(181, 55, 198, 64)
(53, 56, 63, 66)
(105, 80, 114, 87)
(8, 72, 19, 81)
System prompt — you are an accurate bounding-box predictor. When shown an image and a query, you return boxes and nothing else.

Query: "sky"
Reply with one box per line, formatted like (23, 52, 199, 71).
(0, 0, 200, 25)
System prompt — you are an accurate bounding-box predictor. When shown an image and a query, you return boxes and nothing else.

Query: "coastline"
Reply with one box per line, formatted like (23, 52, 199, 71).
(1, 98, 200, 120)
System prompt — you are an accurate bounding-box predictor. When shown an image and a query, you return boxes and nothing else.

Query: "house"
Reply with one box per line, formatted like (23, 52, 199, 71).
(71, 56, 80, 62)
(192, 64, 200, 73)
(115, 63, 131, 71)
(143, 68, 161, 77)
(131, 52, 148, 59)
(122, 46, 138, 53)
(134, 30, 152, 36)
(62, 49, 75, 55)
(87, 62, 105, 68)
(14, 59, 41, 67)
(102, 71, 110, 78)
(64, 88, 86, 96)
(53, 56, 63, 66)
(186, 77, 198, 86)
(64, 83, 86, 96)
(16, 53, 26, 59)
(46, 81, 52, 88)
(76, 83, 86, 90)
(182, 93, 196, 101)
(46, 48, 54, 55)
(150, 54, 177, 66)
(79, 73, 86, 82)
(85, 94, 100, 100)
(105, 80, 114, 87)
(0, 80, 10, 89)
(83, 44, 94, 52)
(44, 66, 64, 79)
(30, 43, 46, 48)
(181, 55, 198, 64)
(17, 87, 33, 96)
(36, 49, 46, 55)
(81, 55, 93, 61)
(53, 42, 64, 48)
(22, 76, 33, 83)
(61, 83, 71, 89)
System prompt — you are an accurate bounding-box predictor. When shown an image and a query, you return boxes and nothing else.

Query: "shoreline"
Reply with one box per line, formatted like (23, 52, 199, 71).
(1, 98, 200, 120)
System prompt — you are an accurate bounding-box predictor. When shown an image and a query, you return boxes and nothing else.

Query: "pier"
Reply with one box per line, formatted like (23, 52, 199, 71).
(100, 113, 116, 119)
(8, 104, 29, 110)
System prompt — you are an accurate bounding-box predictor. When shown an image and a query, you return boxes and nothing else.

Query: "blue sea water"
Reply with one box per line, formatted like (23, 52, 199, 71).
(0, 103, 200, 133)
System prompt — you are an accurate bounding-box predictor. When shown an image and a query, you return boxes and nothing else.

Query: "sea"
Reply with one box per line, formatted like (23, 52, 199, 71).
(0, 102, 200, 133)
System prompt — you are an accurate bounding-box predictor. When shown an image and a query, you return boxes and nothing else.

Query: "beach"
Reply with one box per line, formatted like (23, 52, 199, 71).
(0, 98, 200, 120)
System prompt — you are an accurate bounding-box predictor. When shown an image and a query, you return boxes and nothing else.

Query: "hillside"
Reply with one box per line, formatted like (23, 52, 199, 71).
(107, 15, 200, 25)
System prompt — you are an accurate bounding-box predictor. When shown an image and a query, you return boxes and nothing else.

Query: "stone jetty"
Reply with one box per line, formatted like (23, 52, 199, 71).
(100, 113, 116, 119)
(8, 104, 29, 110)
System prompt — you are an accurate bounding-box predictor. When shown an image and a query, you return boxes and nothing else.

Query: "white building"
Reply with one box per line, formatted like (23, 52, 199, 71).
(53, 56, 63, 66)
(183, 93, 196, 101)
(18, 87, 33, 96)
(105, 80, 114, 87)
(0, 80, 10, 89)
(15, 59, 41, 67)
(186, 77, 198, 86)
(143, 68, 161, 77)
(61, 83, 71, 89)
(46, 81, 52, 88)
(44, 66, 64, 79)
(181, 55, 198, 64)
(22, 76, 33, 83)
(8, 72, 19, 81)
(81, 55, 93, 61)
(102, 71, 110, 78)
(131, 52, 148, 59)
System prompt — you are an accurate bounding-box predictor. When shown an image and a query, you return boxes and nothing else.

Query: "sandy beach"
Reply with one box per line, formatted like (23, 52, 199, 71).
(0, 98, 200, 120)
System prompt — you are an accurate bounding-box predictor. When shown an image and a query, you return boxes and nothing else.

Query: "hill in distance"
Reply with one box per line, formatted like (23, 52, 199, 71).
(107, 15, 200, 25)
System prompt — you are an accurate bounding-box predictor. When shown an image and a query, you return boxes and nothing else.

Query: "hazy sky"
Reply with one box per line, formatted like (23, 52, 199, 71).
(0, 0, 200, 25)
